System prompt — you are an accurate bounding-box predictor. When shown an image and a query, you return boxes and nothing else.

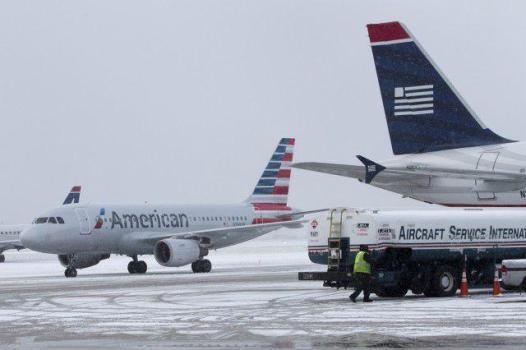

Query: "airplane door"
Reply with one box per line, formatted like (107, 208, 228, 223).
(75, 208, 91, 235)
(475, 152, 500, 200)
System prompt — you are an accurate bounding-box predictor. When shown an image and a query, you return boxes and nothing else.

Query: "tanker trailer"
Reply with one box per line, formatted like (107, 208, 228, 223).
(299, 207, 526, 297)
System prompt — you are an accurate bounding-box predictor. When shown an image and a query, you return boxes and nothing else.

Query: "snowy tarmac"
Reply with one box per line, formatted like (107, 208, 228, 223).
(1, 233, 526, 349)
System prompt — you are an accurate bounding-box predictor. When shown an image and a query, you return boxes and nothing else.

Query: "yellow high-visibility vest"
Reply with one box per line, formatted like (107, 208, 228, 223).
(354, 251, 371, 274)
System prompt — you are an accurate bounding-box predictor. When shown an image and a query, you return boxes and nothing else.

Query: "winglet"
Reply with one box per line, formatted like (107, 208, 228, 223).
(63, 186, 81, 205)
(356, 156, 385, 184)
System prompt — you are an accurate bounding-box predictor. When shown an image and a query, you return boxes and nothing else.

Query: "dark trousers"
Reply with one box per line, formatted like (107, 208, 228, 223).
(350, 272, 371, 301)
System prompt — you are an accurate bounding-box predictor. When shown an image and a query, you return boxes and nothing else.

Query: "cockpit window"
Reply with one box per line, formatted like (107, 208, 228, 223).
(35, 217, 48, 224)
(57, 217, 65, 224)
(48, 217, 57, 224)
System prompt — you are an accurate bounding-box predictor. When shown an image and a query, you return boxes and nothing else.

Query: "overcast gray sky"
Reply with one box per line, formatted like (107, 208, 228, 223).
(0, 1, 525, 222)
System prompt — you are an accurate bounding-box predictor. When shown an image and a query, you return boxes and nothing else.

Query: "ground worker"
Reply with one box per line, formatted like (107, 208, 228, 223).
(350, 244, 373, 303)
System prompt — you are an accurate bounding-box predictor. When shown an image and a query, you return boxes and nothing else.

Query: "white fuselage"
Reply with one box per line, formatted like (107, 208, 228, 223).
(375, 141, 526, 206)
(21, 202, 290, 255)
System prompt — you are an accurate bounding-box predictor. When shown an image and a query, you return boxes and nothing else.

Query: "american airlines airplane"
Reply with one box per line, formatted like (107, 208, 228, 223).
(293, 21, 526, 207)
(21, 139, 309, 277)
(0, 186, 82, 262)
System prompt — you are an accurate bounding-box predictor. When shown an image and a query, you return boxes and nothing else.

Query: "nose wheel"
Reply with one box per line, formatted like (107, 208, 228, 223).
(128, 258, 147, 274)
(0, 254, 5, 263)
(191, 259, 212, 273)
(65, 267, 77, 278)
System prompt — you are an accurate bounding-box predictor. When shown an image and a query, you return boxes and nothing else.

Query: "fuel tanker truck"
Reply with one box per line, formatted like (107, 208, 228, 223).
(299, 208, 526, 297)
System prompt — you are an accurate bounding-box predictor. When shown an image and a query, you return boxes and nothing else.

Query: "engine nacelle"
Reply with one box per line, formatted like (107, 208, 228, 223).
(58, 253, 110, 269)
(154, 238, 201, 267)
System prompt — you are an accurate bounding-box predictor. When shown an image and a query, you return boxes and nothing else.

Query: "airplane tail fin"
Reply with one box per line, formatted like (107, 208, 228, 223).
(367, 21, 513, 155)
(63, 186, 81, 205)
(246, 138, 294, 211)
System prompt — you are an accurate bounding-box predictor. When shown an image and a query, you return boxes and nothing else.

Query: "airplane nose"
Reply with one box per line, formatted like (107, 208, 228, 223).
(20, 227, 45, 252)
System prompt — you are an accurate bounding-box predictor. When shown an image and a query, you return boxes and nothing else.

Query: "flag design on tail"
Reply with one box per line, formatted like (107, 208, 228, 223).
(63, 186, 82, 205)
(247, 138, 295, 224)
(367, 21, 512, 155)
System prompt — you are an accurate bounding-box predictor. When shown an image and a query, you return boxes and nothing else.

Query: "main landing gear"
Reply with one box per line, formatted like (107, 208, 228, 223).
(65, 267, 77, 278)
(191, 259, 212, 273)
(0, 254, 5, 263)
(128, 256, 147, 274)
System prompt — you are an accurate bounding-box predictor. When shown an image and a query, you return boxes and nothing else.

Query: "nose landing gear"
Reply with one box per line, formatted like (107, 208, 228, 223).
(128, 256, 147, 274)
(191, 259, 212, 273)
(65, 267, 77, 278)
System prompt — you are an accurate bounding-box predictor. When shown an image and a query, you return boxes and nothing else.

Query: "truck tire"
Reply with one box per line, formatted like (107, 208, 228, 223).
(429, 265, 459, 297)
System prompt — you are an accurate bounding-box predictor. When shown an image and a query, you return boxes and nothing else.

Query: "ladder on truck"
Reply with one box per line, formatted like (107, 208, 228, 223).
(327, 208, 347, 271)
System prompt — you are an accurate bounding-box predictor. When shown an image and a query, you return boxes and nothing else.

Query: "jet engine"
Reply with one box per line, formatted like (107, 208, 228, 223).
(154, 238, 201, 267)
(58, 253, 110, 269)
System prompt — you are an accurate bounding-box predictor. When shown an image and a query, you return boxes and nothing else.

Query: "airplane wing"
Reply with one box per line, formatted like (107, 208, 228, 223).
(128, 219, 306, 248)
(278, 208, 330, 219)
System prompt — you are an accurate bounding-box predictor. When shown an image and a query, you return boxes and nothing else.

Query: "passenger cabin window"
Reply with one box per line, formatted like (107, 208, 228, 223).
(48, 217, 57, 224)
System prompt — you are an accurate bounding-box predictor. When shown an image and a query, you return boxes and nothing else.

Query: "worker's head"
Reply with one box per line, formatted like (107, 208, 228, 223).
(359, 244, 369, 252)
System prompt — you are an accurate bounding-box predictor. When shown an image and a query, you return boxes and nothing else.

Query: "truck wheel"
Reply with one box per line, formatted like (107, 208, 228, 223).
(430, 265, 459, 297)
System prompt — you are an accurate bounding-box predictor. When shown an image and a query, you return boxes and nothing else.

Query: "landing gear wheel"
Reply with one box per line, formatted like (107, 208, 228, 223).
(65, 267, 77, 278)
(429, 265, 459, 297)
(128, 260, 147, 274)
(137, 261, 147, 274)
(0, 254, 5, 263)
(201, 259, 212, 273)
(128, 261, 137, 274)
(191, 259, 212, 273)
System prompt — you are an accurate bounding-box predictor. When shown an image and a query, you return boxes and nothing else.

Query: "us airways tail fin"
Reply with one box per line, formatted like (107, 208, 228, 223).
(367, 21, 513, 155)
(246, 138, 294, 207)
(63, 186, 81, 205)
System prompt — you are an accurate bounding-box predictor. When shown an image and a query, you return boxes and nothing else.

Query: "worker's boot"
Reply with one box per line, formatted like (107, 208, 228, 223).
(349, 295, 356, 303)
(363, 299, 373, 303)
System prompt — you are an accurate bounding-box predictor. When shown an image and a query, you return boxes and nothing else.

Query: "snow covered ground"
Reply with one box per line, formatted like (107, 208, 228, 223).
(0, 231, 525, 349)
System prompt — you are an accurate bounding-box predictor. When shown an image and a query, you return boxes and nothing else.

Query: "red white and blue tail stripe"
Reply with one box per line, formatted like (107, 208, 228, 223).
(247, 138, 294, 223)
(63, 186, 81, 205)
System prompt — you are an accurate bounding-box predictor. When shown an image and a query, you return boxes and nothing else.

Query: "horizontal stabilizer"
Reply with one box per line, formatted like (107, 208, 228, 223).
(293, 159, 526, 192)
(292, 162, 365, 180)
